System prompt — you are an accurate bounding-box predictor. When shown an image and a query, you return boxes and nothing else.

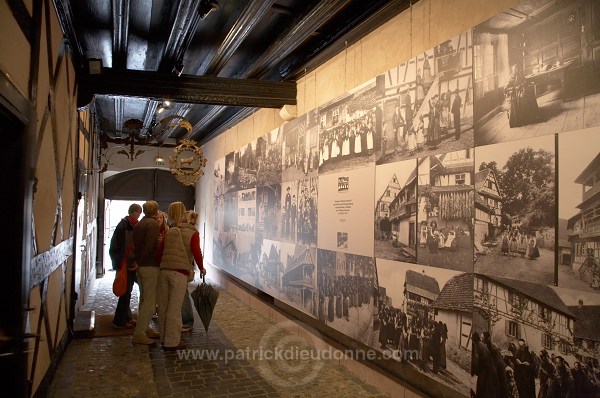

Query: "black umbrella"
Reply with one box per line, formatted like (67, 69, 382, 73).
(191, 275, 220, 332)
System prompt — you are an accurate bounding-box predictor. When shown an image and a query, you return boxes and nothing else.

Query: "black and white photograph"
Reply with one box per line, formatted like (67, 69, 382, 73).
(318, 166, 375, 257)
(279, 243, 318, 319)
(256, 126, 283, 187)
(280, 181, 298, 244)
(374, 159, 418, 263)
(224, 151, 237, 193)
(279, 177, 318, 246)
(256, 183, 282, 241)
(377, 29, 474, 166)
(558, 127, 600, 294)
(294, 177, 318, 247)
(473, 274, 600, 398)
(235, 233, 260, 288)
(223, 190, 238, 234)
(212, 230, 237, 273)
(237, 188, 256, 236)
(213, 158, 226, 232)
(318, 79, 381, 175)
(316, 248, 377, 345)
(474, 135, 556, 286)
(376, 259, 472, 397)
(282, 109, 319, 182)
(255, 238, 285, 300)
(473, 0, 600, 147)
(234, 139, 259, 190)
(417, 150, 475, 272)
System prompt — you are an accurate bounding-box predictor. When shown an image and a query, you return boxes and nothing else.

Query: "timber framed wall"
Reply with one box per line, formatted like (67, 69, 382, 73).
(1, 1, 98, 397)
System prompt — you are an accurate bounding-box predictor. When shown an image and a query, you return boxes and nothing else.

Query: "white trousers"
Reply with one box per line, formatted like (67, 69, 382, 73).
(133, 266, 159, 338)
(157, 269, 187, 347)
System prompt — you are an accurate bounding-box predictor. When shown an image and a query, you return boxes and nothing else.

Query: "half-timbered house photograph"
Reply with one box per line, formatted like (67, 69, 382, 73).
(376, 260, 472, 397)
(474, 135, 556, 286)
(417, 150, 475, 272)
(282, 111, 320, 182)
(377, 30, 474, 166)
(559, 127, 600, 293)
(374, 159, 418, 263)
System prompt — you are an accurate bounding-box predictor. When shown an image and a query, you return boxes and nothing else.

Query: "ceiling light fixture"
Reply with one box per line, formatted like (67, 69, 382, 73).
(198, 0, 219, 18)
(157, 100, 172, 114)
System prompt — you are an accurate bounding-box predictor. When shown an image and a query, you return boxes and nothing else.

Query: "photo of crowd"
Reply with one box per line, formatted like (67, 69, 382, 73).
(318, 80, 381, 175)
(376, 260, 472, 396)
(316, 249, 377, 345)
(282, 110, 319, 182)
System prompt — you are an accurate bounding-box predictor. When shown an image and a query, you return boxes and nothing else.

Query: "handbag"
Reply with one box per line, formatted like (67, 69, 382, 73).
(113, 241, 134, 297)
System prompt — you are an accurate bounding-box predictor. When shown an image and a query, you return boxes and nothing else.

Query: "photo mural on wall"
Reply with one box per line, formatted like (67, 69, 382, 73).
(416, 150, 475, 273)
(318, 79, 381, 175)
(376, 260, 472, 397)
(474, 135, 556, 286)
(316, 248, 378, 346)
(374, 159, 418, 263)
(556, 127, 600, 379)
(256, 126, 283, 187)
(282, 109, 319, 182)
(473, 0, 600, 147)
(207, 1, 600, 397)
(213, 158, 225, 233)
(377, 29, 474, 165)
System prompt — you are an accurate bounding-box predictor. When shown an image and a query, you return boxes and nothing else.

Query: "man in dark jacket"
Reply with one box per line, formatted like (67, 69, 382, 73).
(132, 200, 161, 345)
(109, 203, 142, 329)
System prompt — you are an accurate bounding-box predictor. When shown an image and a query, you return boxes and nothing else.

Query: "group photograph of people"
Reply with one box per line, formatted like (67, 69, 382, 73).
(377, 30, 474, 166)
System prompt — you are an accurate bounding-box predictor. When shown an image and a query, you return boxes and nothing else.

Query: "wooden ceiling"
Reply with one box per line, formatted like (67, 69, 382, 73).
(51, 0, 414, 145)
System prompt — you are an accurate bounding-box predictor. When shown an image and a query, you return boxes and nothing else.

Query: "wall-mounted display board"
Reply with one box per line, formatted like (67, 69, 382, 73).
(210, 1, 600, 397)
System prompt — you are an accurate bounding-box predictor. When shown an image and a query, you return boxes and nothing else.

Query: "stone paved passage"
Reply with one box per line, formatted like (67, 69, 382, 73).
(48, 271, 391, 397)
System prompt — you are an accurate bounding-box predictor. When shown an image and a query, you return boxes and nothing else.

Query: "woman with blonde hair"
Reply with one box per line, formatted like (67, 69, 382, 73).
(167, 201, 195, 331)
(157, 210, 206, 350)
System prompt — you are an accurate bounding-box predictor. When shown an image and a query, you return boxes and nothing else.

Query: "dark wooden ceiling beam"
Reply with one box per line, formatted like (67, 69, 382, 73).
(77, 68, 296, 110)
(201, 0, 276, 76)
(243, 0, 353, 79)
(189, 0, 350, 138)
(281, 0, 415, 80)
(159, 0, 201, 72)
(112, 0, 130, 70)
(191, 0, 414, 143)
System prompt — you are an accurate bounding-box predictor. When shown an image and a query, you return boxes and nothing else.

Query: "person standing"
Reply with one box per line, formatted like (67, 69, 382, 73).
(514, 338, 536, 398)
(157, 210, 206, 351)
(131, 200, 162, 345)
(451, 89, 462, 140)
(109, 203, 142, 329)
(167, 201, 194, 332)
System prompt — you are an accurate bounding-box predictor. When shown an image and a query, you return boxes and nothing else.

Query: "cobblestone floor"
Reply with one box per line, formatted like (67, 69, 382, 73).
(48, 271, 392, 397)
